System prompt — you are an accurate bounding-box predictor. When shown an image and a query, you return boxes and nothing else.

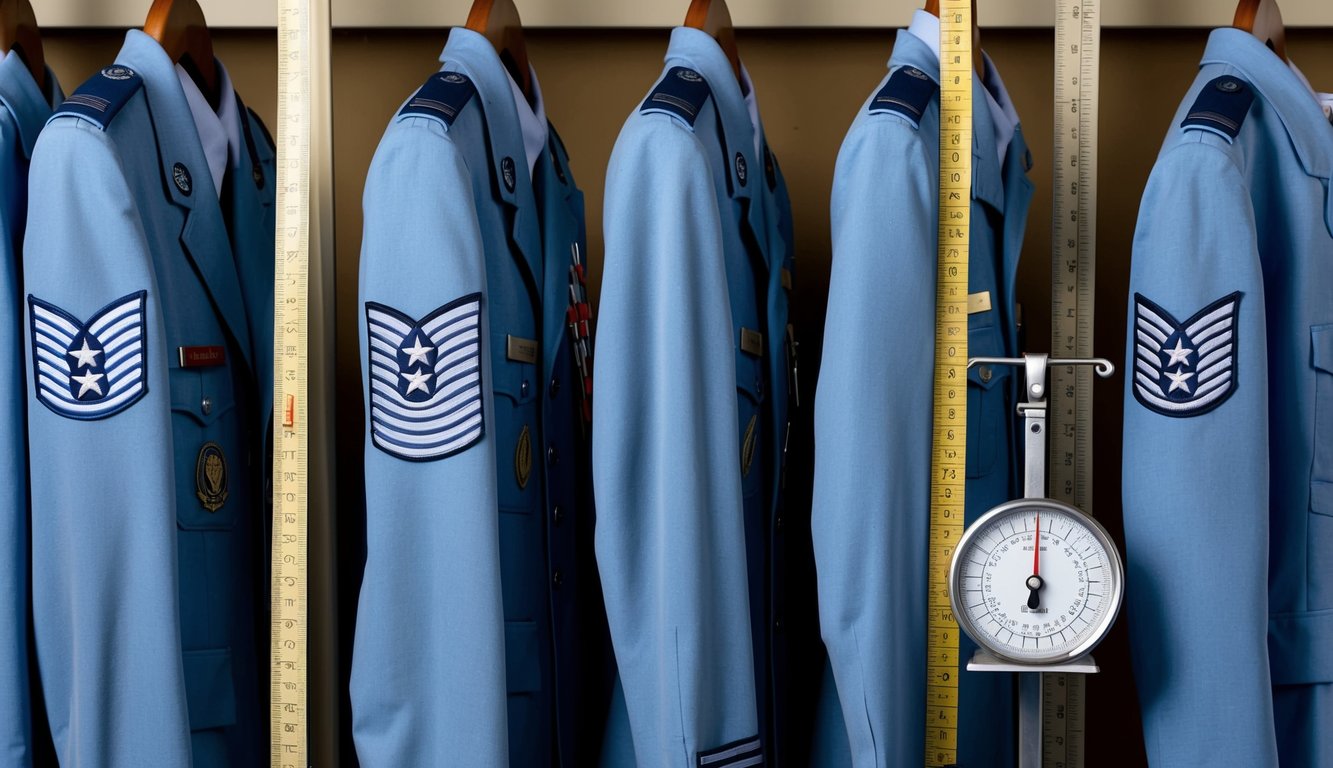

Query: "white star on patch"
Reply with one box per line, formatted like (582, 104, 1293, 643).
(401, 368, 433, 396)
(1165, 368, 1194, 394)
(71, 371, 104, 398)
(69, 339, 102, 369)
(1162, 338, 1193, 368)
(401, 337, 433, 367)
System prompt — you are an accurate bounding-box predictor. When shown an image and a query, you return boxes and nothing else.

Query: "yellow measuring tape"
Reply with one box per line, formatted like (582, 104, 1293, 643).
(1047, 0, 1100, 765)
(925, 1, 973, 765)
(271, 0, 311, 765)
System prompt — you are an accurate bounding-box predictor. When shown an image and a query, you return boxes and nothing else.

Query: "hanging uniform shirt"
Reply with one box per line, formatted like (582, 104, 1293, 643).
(23, 30, 275, 768)
(353, 27, 614, 768)
(597, 26, 841, 768)
(1122, 27, 1333, 767)
(812, 15, 1033, 768)
(0, 49, 61, 768)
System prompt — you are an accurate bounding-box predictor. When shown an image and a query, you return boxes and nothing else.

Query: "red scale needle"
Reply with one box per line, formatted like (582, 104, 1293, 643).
(1033, 513, 1041, 576)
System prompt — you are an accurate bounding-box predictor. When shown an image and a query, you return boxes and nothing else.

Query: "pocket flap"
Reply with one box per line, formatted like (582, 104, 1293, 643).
(182, 647, 237, 731)
(169, 367, 236, 425)
(1313, 324, 1333, 375)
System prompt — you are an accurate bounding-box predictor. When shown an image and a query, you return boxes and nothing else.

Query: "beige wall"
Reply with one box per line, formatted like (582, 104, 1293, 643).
(40, 24, 1333, 767)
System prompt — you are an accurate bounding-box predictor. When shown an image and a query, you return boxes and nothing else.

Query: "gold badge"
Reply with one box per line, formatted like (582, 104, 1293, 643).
(195, 442, 229, 512)
(741, 413, 758, 478)
(515, 425, 532, 490)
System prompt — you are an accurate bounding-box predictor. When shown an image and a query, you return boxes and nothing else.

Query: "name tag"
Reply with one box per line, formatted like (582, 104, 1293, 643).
(506, 335, 538, 364)
(740, 328, 764, 358)
(780, 268, 793, 291)
(178, 346, 225, 368)
(967, 291, 992, 314)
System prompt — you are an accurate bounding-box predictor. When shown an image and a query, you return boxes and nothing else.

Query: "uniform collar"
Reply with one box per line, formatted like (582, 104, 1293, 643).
(176, 60, 241, 200)
(665, 26, 758, 198)
(114, 29, 255, 371)
(439, 28, 533, 205)
(1202, 27, 1332, 179)
(0, 51, 61, 160)
(888, 27, 1006, 211)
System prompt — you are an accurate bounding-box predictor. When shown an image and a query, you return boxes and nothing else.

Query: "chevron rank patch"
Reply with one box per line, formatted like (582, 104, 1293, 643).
(28, 291, 148, 420)
(697, 735, 763, 768)
(366, 294, 485, 461)
(1133, 292, 1242, 417)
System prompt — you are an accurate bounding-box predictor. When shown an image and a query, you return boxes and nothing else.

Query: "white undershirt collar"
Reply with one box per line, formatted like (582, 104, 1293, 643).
(504, 64, 548, 178)
(176, 60, 241, 200)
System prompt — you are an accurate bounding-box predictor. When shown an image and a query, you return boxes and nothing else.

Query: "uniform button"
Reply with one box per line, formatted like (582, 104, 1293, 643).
(550, 377, 560, 397)
(521, 380, 530, 397)
(756, 378, 764, 399)
(775, 515, 784, 530)
(547, 445, 558, 465)
(552, 506, 564, 526)
(773, 618, 783, 631)
(979, 366, 992, 383)
(201, 397, 212, 415)
(552, 569, 563, 587)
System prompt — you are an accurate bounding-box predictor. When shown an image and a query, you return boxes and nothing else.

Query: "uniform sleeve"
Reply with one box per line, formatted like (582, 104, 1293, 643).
(594, 118, 760, 767)
(0, 113, 32, 768)
(350, 117, 509, 768)
(1122, 138, 1278, 766)
(24, 118, 192, 765)
(812, 117, 936, 768)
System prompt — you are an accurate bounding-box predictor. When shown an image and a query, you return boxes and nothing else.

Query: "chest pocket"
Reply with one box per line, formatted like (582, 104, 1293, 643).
(736, 341, 766, 499)
(1310, 324, 1333, 517)
(966, 323, 1012, 480)
(170, 366, 241, 530)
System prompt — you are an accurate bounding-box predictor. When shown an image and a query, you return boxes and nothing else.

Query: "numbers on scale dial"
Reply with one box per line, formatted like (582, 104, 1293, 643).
(959, 507, 1112, 659)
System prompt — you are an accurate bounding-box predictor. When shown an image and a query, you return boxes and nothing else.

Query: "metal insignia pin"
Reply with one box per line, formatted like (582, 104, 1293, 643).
(501, 157, 516, 193)
(195, 442, 229, 512)
(515, 424, 533, 489)
(442, 72, 466, 84)
(677, 69, 703, 83)
(172, 163, 192, 196)
(905, 67, 928, 80)
(101, 66, 135, 81)
(1217, 78, 1242, 93)
(741, 413, 758, 477)
(735, 152, 748, 187)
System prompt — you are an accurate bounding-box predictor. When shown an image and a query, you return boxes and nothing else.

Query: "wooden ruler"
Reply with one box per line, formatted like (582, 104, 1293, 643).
(271, 0, 312, 765)
(925, 1, 974, 765)
(1046, 0, 1100, 765)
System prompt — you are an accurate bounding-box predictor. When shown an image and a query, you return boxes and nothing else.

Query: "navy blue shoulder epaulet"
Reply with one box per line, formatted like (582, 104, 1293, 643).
(639, 67, 712, 129)
(398, 70, 477, 128)
(54, 65, 143, 131)
(868, 65, 938, 128)
(1180, 75, 1255, 143)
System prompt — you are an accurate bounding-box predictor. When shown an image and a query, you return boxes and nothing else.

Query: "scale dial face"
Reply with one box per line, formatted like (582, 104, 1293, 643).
(949, 498, 1124, 665)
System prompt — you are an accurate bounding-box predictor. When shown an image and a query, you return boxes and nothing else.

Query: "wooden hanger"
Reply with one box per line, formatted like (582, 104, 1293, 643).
(685, 0, 743, 88)
(1234, 0, 1286, 61)
(924, 0, 985, 77)
(144, 0, 219, 107)
(466, 0, 534, 104)
(0, 0, 46, 93)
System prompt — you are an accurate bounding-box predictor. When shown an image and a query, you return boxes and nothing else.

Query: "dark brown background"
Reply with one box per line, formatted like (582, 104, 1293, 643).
(40, 23, 1333, 767)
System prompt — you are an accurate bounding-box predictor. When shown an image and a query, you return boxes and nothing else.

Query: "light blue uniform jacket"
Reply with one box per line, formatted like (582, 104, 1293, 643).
(24, 31, 274, 767)
(812, 30, 1032, 768)
(0, 53, 60, 768)
(1123, 28, 1333, 767)
(597, 26, 842, 768)
(354, 28, 616, 767)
